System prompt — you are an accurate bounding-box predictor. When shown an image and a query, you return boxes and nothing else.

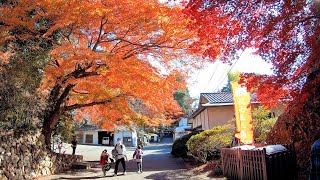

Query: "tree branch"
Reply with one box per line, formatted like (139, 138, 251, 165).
(64, 99, 112, 111)
(61, 62, 93, 83)
(55, 60, 60, 67)
(56, 84, 76, 110)
(75, 71, 100, 78)
(64, 93, 125, 111)
(298, 15, 319, 23)
(72, 89, 90, 94)
(116, 37, 176, 49)
(92, 17, 108, 51)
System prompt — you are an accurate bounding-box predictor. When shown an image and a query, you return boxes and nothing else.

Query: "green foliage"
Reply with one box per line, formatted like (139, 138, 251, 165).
(186, 124, 234, 162)
(253, 106, 277, 142)
(0, 52, 49, 130)
(221, 83, 231, 93)
(53, 112, 76, 143)
(228, 71, 241, 83)
(173, 89, 193, 113)
(171, 130, 200, 158)
(221, 71, 240, 92)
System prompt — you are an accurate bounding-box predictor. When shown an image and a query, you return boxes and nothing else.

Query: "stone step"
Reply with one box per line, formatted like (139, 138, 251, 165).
(71, 162, 92, 169)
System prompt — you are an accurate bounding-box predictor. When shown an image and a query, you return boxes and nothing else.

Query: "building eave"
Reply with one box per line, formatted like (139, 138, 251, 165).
(191, 106, 205, 118)
(202, 101, 260, 107)
(202, 103, 234, 107)
(191, 101, 260, 118)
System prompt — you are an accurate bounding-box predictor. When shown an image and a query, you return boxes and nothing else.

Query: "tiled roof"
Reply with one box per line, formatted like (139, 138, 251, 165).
(191, 92, 257, 118)
(201, 92, 257, 104)
(201, 92, 234, 104)
(76, 124, 100, 131)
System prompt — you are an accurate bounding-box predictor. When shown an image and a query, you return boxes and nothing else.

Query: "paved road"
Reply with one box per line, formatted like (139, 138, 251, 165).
(42, 137, 194, 180)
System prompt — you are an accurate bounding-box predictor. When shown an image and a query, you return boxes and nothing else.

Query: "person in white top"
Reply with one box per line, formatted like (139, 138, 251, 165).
(113, 138, 127, 176)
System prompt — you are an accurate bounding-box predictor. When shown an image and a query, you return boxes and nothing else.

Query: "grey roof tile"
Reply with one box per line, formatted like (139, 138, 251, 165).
(201, 92, 234, 104)
(201, 92, 257, 104)
(76, 124, 100, 131)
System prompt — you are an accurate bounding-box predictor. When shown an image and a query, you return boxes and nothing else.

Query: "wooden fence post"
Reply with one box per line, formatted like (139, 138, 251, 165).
(238, 148, 243, 180)
(262, 148, 268, 180)
(221, 149, 225, 177)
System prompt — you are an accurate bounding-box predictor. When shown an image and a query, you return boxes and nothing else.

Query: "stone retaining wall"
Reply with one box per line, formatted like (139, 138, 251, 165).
(0, 131, 83, 180)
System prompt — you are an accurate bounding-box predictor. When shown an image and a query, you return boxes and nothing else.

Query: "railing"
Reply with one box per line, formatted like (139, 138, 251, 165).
(221, 146, 296, 180)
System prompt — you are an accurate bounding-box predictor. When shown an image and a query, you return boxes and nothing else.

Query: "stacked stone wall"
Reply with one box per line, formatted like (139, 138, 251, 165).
(0, 131, 82, 179)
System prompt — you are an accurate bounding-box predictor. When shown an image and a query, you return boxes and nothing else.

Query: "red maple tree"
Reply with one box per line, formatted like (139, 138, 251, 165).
(184, 1, 320, 177)
(184, 0, 320, 108)
(0, 0, 198, 146)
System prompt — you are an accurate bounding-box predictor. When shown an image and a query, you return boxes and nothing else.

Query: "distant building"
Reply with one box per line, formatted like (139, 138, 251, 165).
(189, 92, 283, 131)
(148, 133, 159, 142)
(173, 118, 192, 140)
(75, 124, 137, 147)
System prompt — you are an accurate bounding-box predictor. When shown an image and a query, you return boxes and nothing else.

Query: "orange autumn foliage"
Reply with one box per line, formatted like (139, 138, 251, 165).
(0, 0, 198, 142)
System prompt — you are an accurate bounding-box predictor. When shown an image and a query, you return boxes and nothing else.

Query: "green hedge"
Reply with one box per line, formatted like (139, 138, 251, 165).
(171, 131, 201, 158)
(186, 125, 234, 162)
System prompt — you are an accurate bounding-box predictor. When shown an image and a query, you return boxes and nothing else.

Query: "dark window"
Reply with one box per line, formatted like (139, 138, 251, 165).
(123, 137, 132, 146)
(85, 134, 93, 143)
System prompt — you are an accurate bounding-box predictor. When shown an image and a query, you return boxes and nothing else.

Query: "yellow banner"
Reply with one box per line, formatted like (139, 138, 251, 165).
(231, 82, 254, 145)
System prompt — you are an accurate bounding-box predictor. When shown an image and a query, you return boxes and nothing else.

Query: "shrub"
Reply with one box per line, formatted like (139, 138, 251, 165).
(0, 52, 48, 130)
(253, 106, 277, 142)
(171, 131, 201, 158)
(186, 124, 234, 162)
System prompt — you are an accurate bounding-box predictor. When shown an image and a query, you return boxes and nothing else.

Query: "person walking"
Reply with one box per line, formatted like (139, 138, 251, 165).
(71, 137, 77, 155)
(133, 145, 143, 173)
(100, 150, 110, 177)
(137, 138, 143, 149)
(113, 138, 127, 176)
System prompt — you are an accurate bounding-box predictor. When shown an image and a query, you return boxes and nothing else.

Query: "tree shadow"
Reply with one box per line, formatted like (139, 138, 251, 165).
(51, 172, 129, 179)
(144, 169, 192, 180)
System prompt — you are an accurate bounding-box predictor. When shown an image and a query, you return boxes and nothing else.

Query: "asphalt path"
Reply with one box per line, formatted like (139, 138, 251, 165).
(42, 137, 193, 180)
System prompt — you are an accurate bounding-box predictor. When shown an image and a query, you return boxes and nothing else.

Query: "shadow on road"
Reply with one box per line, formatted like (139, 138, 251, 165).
(144, 169, 192, 180)
(45, 137, 188, 180)
(53, 174, 129, 179)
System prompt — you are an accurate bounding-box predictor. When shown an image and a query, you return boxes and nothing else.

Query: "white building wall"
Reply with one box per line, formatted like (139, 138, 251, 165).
(76, 132, 84, 144)
(82, 130, 98, 144)
(131, 130, 137, 147)
(144, 136, 148, 143)
(93, 133, 98, 144)
(113, 130, 137, 147)
(76, 126, 138, 146)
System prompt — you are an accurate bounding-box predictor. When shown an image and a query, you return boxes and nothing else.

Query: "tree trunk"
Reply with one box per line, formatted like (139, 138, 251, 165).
(42, 108, 62, 148)
(42, 84, 75, 148)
